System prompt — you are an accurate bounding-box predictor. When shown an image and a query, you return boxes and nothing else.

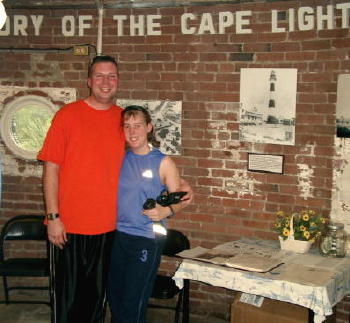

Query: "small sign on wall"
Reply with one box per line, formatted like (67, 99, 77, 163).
(248, 153, 284, 174)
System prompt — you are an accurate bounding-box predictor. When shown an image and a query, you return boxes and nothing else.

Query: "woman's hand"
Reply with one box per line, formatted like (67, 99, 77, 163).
(143, 204, 172, 221)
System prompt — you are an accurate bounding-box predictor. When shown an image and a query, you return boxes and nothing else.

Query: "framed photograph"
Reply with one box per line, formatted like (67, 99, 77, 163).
(117, 99, 182, 155)
(239, 68, 297, 145)
(336, 74, 350, 138)
(248, 153, 284, 174)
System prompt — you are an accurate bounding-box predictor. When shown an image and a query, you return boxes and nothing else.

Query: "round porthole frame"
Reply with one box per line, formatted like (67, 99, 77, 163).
(0, 95, 58, 160)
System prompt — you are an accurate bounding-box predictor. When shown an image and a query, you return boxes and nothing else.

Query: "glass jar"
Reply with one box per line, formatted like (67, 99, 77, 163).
(319, 222, 346, 258)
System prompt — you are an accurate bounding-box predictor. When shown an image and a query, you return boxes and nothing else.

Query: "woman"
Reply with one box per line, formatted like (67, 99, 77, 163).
(107, 105, 189, 323)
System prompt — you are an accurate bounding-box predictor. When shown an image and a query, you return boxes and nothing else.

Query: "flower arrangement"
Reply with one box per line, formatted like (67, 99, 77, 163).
(274, 210, 326, 242)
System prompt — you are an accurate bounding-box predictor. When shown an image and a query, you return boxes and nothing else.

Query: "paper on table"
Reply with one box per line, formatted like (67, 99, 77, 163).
(276, 263, 336, 286)
(176, 246, 283, 273)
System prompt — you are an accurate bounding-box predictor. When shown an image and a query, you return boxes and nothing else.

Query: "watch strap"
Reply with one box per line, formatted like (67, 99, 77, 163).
(168, 205, 175, 218)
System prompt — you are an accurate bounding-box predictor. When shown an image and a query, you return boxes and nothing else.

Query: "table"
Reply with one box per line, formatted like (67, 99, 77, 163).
(172, 239, 350, 323)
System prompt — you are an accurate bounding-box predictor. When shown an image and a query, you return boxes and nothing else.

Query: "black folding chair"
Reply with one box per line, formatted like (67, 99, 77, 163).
(0, 215, 51, 306)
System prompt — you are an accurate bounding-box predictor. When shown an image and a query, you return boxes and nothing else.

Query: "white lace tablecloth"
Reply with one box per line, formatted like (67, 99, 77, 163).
(173, 239, 350, 323)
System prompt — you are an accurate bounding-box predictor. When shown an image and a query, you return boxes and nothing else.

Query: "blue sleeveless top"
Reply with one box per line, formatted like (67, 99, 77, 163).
(117, 148, 166, 238)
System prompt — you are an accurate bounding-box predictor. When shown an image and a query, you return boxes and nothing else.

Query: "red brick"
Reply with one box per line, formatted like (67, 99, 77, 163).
(301, 40, 331, 51)
(286, 51, 316, 61)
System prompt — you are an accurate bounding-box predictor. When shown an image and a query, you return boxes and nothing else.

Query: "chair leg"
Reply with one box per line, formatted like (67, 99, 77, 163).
(182, 280, 190, 323)
(2, 276, 9, 304)
(175, 290, 183, 323)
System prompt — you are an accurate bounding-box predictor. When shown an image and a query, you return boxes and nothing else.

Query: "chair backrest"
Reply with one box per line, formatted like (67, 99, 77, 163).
(162, 229, 190, 257)
(0, 215, 46, 261)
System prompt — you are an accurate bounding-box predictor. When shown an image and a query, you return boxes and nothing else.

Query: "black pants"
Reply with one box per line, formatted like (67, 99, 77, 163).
(50, 231, 115, 323)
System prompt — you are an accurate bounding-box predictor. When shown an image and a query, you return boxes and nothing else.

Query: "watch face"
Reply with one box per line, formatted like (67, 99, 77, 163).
(47, 213, 59, 220)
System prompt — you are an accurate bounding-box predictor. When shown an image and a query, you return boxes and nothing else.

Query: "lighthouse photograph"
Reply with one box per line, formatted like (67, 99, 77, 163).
(336, 74, 350, 138)
(239, 68, 297, 145)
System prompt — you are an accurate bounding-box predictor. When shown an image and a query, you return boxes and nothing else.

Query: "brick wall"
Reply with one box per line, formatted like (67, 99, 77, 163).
(0, 0, 349, 321)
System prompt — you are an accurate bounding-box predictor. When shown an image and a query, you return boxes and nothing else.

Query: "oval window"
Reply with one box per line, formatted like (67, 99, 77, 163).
(0, 95, 57, 160)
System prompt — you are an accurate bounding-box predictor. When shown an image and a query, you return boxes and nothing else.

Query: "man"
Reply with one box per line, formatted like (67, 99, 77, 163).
(38, 55, 192, 323)
(38, 55, 126, 323)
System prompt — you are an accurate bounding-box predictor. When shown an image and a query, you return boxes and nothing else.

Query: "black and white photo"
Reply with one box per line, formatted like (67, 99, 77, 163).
(336, 74, 350, 138)
(239, 68, 297, 145)
(117, 99, 182, 155)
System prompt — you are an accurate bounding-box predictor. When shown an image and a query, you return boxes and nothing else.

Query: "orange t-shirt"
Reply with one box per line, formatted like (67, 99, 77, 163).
(38, 100, 125, 235)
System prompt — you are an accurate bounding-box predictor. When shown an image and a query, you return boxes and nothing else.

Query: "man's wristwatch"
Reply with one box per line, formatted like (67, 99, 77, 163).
(46, 213, 59, 220)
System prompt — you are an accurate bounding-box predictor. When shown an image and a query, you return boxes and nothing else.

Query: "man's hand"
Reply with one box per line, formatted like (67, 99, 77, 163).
(179, 178, 193, 206)
(47, 218, 67, 249)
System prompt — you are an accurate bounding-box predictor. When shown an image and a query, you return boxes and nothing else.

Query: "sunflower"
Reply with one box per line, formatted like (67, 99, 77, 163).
(282, 228, 290, 237)
(302, 214, 309, 221)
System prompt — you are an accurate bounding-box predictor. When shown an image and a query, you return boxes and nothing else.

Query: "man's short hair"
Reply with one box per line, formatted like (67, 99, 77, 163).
(88, 55, 118, 77)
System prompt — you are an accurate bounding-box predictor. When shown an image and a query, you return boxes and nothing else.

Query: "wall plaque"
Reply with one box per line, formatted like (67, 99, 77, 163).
(248, 153, 284, 174)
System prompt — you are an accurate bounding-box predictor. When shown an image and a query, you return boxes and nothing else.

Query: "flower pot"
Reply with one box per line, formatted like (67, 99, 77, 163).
(279, 236, 313, 253)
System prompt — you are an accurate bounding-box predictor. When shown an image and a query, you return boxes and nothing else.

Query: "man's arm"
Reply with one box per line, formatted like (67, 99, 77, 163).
(179, 178, 193, 207)
(43, 161, 67, 249)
